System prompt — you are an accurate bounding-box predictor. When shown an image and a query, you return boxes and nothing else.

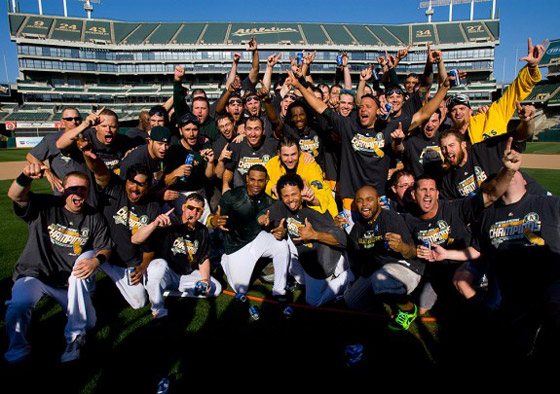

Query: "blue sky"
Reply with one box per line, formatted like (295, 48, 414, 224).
(0, 0, 557, 83)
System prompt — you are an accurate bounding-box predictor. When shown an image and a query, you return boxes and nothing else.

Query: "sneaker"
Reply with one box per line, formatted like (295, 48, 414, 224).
(61, 335, 86, 363)
(388, 304, 418, 331)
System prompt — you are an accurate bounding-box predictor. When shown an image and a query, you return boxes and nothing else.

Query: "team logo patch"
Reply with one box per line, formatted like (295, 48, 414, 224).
(417, 220, 451, 245)
(113, 206, 149, 234)
(310, 181, 323, 189)
(358, 229, 383, 249)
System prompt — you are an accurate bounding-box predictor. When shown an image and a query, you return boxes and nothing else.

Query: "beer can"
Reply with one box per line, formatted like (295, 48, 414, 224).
(249, 305, 260, 320)
(345, 343, 364, 366)
(336, 55, 344, 66)
(380, 103, 392, 121)
(338, 211, 350, 229)
(297, 52, 304, 65)
(126, 267, 135, 286)
(372, 67, 381, 81)
(234, 293, 247, 303)
(380, 195, 390, 210)
(422, 241, 431, 249)
(283, 306, 294, 319)
(180, 153, 195, 182)
(194, 281, 209, 296)
(448, 69, 460, 87)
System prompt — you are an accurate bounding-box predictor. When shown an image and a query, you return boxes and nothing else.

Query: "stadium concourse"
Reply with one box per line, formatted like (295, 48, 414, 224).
(2, 9, 560, 381)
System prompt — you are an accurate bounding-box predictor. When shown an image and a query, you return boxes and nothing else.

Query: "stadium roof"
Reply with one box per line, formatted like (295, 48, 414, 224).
(9, 13, 499, 48)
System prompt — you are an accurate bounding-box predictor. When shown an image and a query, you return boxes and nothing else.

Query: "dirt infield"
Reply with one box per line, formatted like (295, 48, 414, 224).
(1, 154, 559, 181)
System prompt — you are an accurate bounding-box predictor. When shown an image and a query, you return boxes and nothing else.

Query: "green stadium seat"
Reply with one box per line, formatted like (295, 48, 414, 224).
(345, 25, 380, 46)
(548, 89, 560, 106)
(5, 112, 52, 121)
(174, 23, 206, 44)
(436, 23, 466, 44)
(9, 14, 26, 36)
(126, 23, 158, 45)
(114, 22, 140, 44)
(147, 23, 181, 44)
(384, 25, 409, 45)
(200, 23, 229, 44)
(322, 24, 353, 45)
(51, 19, 84, 42)
(300, 24, 328, 45)
(0, 112, 9, 120)
(484, 20, 500, 40)
(367, 26, 401, 46)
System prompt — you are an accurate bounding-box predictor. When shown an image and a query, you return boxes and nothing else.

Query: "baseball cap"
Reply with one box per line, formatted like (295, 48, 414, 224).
(150, 126, 171, 143)
(447, 94, 471, 111)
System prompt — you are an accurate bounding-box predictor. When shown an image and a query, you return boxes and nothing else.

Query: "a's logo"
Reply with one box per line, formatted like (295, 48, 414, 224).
(232, 27, 297, 37)
(113, 206, 149, 234)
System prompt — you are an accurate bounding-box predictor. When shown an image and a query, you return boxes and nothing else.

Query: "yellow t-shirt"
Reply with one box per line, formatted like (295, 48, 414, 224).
(265, 154, 338, 218)
(468, 65, 541, 144)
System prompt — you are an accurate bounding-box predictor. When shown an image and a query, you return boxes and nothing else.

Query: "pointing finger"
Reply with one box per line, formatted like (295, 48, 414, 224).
(164, 208, 175, 216)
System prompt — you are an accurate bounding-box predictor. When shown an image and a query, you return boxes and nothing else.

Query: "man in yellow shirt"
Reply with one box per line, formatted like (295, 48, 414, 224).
(448, 37, 548, 143)
(265, 136, 338, 218)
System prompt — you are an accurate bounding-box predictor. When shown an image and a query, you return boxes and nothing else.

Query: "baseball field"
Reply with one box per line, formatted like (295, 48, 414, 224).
(1, 146, 559, 390)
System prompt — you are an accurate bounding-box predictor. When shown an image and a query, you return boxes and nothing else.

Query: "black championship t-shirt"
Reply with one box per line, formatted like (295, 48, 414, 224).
(440, 133, 526, 199)
(402, 131, 446, 179)
(404, 197, 480, 265)
(153, 217, 210, 275)
(83, 128, 134, 173)
(465, 193, 560, 302)
(118, 144, 165, 188)
(164, 142, 209, 193)
(13, 193, 112, 288)
(99, 175, 161, 267)
(349, 209, 424, 277)
(268, 201, 347, 279)
(322, 108, 395, 199)
(225, 137, 277, 188)
(282, 124, 324, 165)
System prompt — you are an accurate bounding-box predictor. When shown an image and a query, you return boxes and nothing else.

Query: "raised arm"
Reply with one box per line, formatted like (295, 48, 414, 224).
(173, 66, 190, 121)
(247, 37, 260, 85)
(215, 79, 240, 115)
(409, 75, 452, 130)
(481, 137, 522, 207)
(514, 101, 536, 141)
(286, 71, 327, 114)
(356, 66, 373, 106)
(257, 83, 283, 139)
(131, 208, 174, 245)
(341, 52, 352, 90)
(78, 138, 111, 188)
(8, 164, 47, 207)
(263, 53, 281, 92)
(56, 108, 103, 150)
(225, 53, 240, 90)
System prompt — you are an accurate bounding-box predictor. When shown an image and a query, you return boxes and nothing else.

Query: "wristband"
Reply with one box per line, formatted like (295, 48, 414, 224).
(16, 173, 33, 187)
(95, 254, 107, 265)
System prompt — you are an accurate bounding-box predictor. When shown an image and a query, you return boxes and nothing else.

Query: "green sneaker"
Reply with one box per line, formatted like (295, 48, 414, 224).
(388, 304, 418, 331)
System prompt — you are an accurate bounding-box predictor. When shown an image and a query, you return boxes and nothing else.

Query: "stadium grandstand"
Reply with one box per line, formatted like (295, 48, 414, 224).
(3, 11, 501, 140)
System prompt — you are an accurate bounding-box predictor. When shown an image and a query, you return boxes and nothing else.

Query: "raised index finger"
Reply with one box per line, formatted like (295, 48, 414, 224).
(505, 136, 513, 153)
(164, 208, 175, 216)
(95, 106, 106, 115)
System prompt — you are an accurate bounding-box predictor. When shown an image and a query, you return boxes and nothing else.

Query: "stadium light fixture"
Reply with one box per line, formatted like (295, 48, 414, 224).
(419, 0, 494, 22)
(77, 0, 102, 19)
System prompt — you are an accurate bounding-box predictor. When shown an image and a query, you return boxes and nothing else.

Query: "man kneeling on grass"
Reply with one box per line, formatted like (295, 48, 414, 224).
(6, 166, 112, 363)
(263, 173, 353, 306)
(131, 193, 222, 319)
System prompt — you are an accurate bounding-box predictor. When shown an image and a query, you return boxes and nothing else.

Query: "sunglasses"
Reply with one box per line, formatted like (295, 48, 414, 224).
(386, 90, 403, 97)
(128, 179, 148, 187)
(245, 96, 259, 103)
(65, 186, 88, 193)
(285, 94, 297, 100)
(62, 117, 82, 122)
(149, 110, 165, 117)
(184, 204, 203, 213)
(228, 99, 243, 105)
(180, 113, 199, 125)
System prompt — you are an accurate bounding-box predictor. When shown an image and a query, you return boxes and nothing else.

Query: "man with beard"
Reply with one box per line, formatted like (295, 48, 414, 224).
(438, 110, 545, 200)
(164, 113, 215, 221)
(6, 166, 112, 363)
(222, 116, 277, 193)
(392, 110, 446, 179)
(213, 113, 236, 179)
(447, 37, 547, 143)
(265, 136, 337, 217)
(81, 145, 161, 311)
(404, 140, 521, 313)
(343, 185, 421, 330)
(264, 173, 351, 306)
(210, 165, 290, 298)
(131, 193, 222, 319)
(57, 108, 134, 173)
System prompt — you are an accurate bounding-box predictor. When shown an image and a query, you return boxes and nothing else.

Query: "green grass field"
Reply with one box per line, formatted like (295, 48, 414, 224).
(1, 152, 559, 390)
(525, 142, 560, 154)
(0, 148, 32, 162)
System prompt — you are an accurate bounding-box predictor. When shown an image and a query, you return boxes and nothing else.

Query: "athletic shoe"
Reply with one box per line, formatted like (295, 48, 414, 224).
(388, 304, 418, 331)
(61, 335, 86, 363)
